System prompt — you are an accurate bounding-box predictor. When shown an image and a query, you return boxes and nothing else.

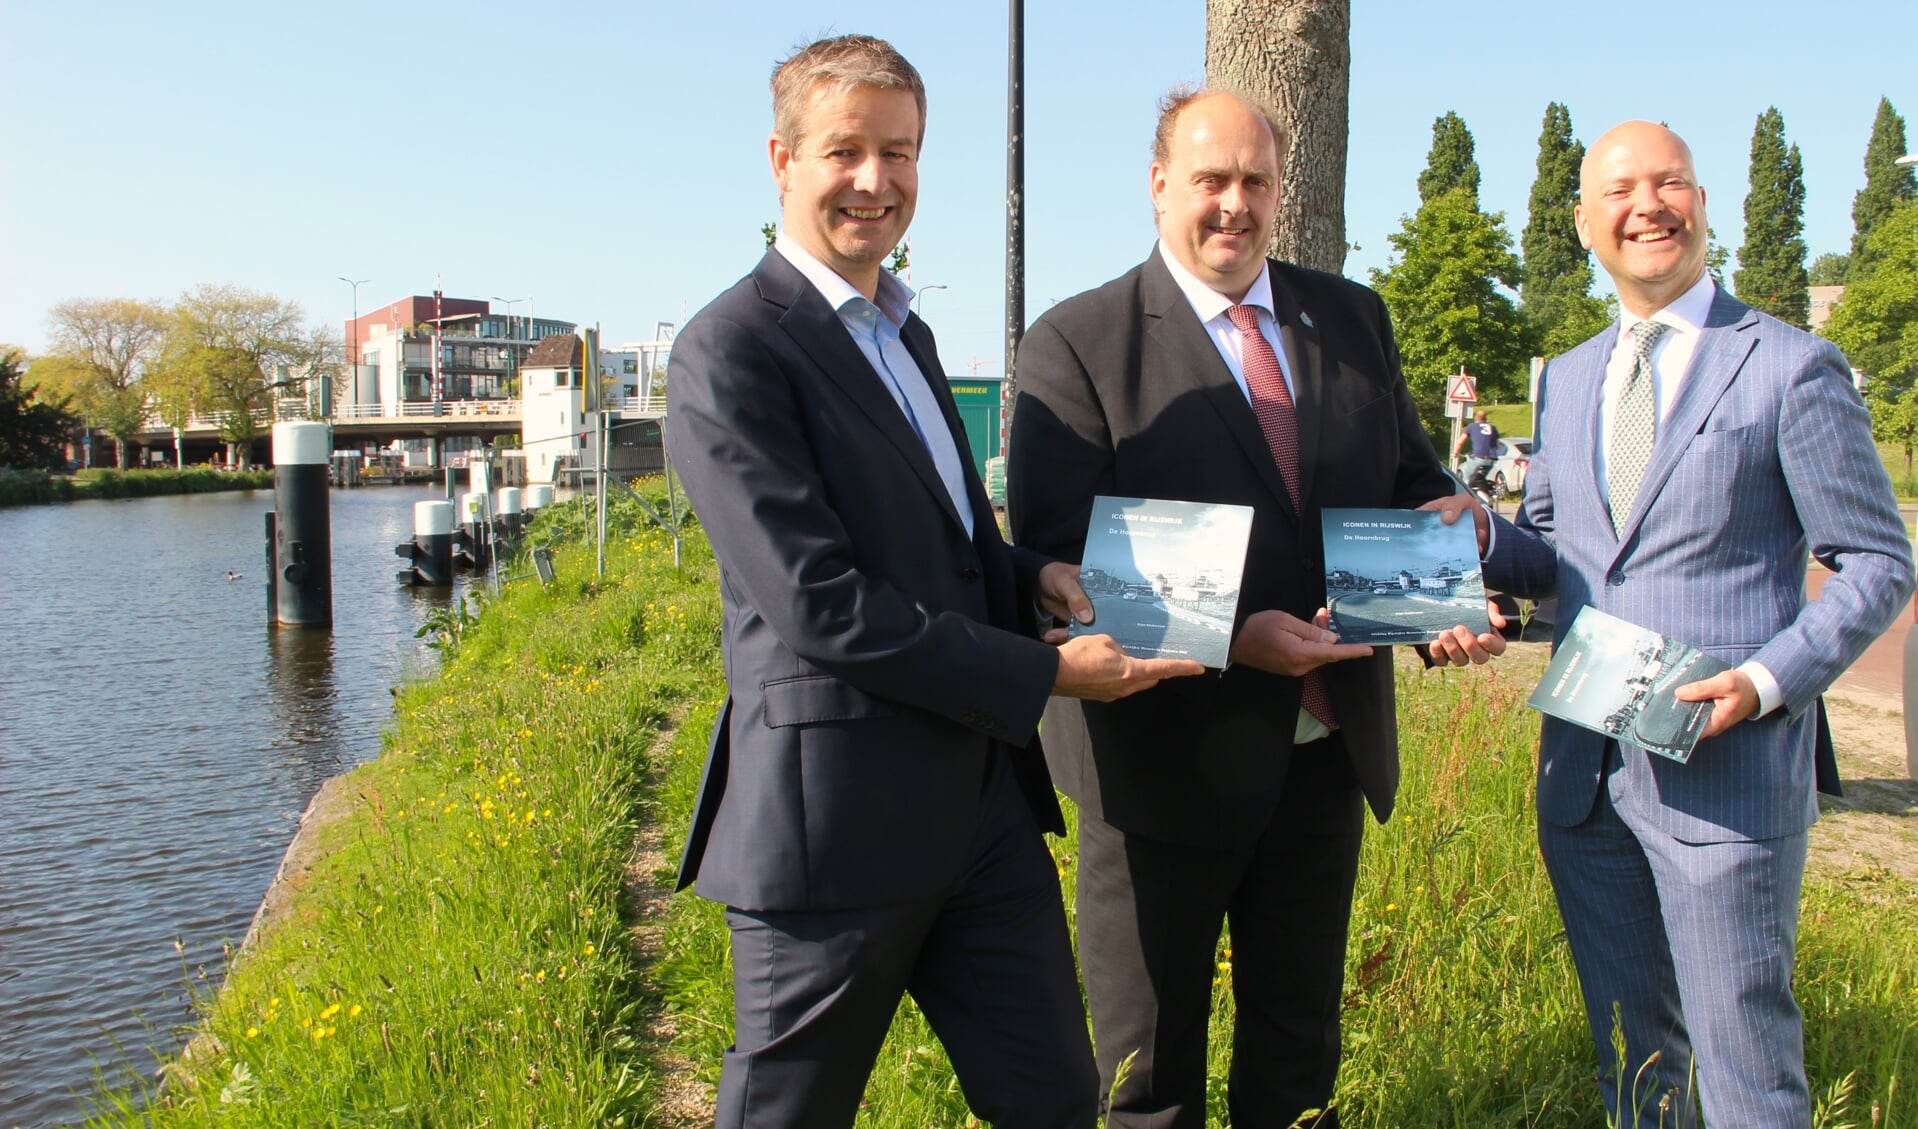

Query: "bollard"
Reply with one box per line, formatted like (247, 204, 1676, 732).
(497, 487, 523, 537)
(396, 499, 455, 586)
(526, 484, 554, 513)
(269, 421, 332, 627)
(443, 466, 458, 501)
(454, 490, 489, 570)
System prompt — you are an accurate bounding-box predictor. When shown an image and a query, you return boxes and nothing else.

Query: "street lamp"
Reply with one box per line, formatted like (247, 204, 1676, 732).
(337, 276, 369, 418)
(913, 283, 948, 315)
(1897, 154, 1918, 168)
(491, 295, 531, 340)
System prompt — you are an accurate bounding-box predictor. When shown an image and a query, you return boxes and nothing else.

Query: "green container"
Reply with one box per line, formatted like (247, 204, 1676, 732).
(945, 377, 1005, 481)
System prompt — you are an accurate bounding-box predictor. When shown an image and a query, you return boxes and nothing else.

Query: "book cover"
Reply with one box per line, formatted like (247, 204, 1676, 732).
(1526, 605, 1730, 764)
(1319, 508, 1491, 645)
(1072, 496, 1254, 667)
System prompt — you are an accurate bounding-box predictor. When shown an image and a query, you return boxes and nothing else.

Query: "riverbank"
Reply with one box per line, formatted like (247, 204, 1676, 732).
(0, 467, 274, 506)
(85, 489, 1918, 1127)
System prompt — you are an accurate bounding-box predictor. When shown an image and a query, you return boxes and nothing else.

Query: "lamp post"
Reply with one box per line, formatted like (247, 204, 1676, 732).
(492, 296, 531, 400)
(337, 276, 369, 419)
(913, 283, 947, 316)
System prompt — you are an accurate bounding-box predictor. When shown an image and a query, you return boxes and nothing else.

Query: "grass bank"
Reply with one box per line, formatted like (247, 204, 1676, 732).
(87, 484, 1917, 1127)
(85, 483, 725, 1127)
(0, 467, 275, 506)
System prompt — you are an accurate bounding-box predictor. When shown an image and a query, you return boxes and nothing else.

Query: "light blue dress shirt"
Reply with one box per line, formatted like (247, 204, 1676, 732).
(775, 235, 975, 538)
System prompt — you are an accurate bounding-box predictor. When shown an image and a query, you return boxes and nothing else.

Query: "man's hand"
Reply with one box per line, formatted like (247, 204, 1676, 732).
(1229, 609, 1373, 676)
(1674, 669, 1760, 739)
(1419, 492, 1490, 556)
(1052, 634, 1204, 701)
(1425, 600, 1509, 667)
(1034, 561, 1096, 644)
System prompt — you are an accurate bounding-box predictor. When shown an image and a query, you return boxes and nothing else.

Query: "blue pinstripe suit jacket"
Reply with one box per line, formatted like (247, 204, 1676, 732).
(1486, 287, 1914, 843)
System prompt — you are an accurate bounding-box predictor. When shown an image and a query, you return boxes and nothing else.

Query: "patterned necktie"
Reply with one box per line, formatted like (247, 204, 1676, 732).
(1227, 304, 1335, 731)
(1608, 320, 1669, 537)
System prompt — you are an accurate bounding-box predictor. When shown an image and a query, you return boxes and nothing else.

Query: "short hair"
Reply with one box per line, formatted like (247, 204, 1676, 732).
(1151, 84, 1289, 165)
(771, 34, 927, 151)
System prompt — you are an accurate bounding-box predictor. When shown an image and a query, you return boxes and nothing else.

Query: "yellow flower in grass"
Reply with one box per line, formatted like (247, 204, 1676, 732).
(582, 943, 596, 957)
(349, 1004, 364, 1018)
(319, 1003, 341, 1021)
(1384, 903, 1399, 913)
(245, 1026, 260, 1039)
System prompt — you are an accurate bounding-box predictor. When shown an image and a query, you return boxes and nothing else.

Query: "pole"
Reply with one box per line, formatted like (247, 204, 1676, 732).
(1004, 0, 1025, 397)
(338, 277, 368, 419)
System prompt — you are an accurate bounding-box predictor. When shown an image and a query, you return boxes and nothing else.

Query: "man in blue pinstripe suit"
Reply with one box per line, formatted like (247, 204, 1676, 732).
(1435, 121, 1914, 1126)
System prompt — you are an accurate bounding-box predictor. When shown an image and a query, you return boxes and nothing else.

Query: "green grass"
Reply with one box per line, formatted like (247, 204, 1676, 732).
(87, 485, 1918, 1127)
(0, 467, 274, 505)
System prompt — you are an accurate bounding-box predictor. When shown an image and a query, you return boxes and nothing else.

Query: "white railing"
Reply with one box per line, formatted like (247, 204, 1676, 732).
(611, 392, 669, 414)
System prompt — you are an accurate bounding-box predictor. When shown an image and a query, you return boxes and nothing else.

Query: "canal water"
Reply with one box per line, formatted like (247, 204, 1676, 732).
(0, 485, 477, 1128)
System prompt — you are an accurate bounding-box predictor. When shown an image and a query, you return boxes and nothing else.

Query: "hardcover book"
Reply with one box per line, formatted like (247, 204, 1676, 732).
(1071, 496, 1254, 668)
(1319, 508, 1491, 645)
(1527, 605, 1730, 764)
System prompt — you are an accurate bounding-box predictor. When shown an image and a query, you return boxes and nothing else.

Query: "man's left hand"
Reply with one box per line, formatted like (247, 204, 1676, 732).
(1425, 600, 1509, 667)
(1037, 561, 1094, 643)
(1673, 669, 1760, 739)
(1419, 492, 1490, 556)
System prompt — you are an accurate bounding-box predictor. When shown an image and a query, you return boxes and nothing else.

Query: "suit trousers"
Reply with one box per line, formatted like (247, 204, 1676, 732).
(716, 750, 1098, 1129)
(1076, 736, 1363, 1129)
(1540, 742, 1810, 1129)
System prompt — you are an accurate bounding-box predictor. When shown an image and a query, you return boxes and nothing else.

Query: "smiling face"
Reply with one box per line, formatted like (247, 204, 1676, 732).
(770, 83, 920, 300)
(1575, 121, 1710, 317)
(1150, 93, 1281, 301)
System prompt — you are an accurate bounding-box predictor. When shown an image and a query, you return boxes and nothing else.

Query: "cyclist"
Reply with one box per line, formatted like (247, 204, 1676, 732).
(1453, 408, 1500, 498)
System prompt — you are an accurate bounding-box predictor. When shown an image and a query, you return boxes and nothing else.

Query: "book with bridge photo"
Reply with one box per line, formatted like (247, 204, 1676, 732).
(1527, 606, 1729, 764)
(1319, 508, 1490, 645)
(1073, 496, 1254, 668)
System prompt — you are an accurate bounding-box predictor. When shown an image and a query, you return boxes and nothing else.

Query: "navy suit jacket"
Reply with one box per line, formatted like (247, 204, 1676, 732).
(1008, 252, 1456, 847)
(665, 251, 1064, 912)
(1486, 288, 1914, 841)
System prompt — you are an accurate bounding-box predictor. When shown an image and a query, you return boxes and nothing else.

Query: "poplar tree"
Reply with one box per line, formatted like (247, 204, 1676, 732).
(1735, 107, 1810, 329)
(1373, 114, 1526, 434)
(1521, 102, 1609, 358)
(1850, 97, 1918, 280)
(1824, 204, 1918, 484)
(1417, 111, 1481, 204)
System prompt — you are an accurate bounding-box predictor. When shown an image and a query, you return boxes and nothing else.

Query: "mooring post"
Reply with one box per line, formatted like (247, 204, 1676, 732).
(269, 421, 333, 627)
(396, 499, 454, 586)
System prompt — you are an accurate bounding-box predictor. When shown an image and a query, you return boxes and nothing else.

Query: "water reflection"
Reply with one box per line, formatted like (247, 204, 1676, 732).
(0, 486, 468, 1128)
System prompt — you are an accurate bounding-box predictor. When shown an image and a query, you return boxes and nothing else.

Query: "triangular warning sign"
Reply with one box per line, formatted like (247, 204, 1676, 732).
(1447, 374, 1477, 402)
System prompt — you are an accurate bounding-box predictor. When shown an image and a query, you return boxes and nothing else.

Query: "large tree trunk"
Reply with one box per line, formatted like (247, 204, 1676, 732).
(1206, 0, 1351, 275)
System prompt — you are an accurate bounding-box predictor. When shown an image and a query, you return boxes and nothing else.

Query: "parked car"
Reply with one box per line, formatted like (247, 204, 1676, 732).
(1454, 436, 1532, 500)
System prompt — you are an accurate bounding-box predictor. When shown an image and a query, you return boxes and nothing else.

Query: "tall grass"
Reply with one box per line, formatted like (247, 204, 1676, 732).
(83, 483, 1917, 1127)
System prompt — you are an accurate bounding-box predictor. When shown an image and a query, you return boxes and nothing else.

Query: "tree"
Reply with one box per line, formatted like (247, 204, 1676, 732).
(0, 350, 80, 471)
(1371, 187, 1528, 436)
(1850, 97, 1918, 280)
(1417, 111, 1482, 205)
(37, 298, 169, 469)
(1734, 107, 1810, 329)
(1520, 102, 1610, 359)
(156, 285, 331, 468)
(1810, 252, 1852, 286)
(1822, 202, 1918, 478)
(1206, 0, 1350, 273)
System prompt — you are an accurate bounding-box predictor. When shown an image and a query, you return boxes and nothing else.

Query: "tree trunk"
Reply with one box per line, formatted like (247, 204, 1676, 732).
(1206, 0, 1351, 274)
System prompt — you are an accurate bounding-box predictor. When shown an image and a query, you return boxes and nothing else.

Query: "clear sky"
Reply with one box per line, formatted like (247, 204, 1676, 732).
(4, 0, 1912, 377)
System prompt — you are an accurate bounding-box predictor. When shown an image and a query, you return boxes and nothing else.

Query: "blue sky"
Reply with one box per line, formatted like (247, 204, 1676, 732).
(4, 1, 1911, 377)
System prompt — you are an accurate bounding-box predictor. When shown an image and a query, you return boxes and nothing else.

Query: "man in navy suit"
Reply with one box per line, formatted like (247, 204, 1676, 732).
(664, 34, 1200, 1129)
(1009, 87, 1503, 1128)
(1437, 120, 1914, 1127)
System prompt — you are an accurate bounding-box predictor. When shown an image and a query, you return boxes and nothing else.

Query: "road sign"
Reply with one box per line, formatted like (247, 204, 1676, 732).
(1447, 373, 1477, 403)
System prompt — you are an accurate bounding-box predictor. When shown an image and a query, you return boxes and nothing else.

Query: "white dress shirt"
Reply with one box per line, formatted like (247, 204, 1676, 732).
(1158, 243, 1329, 744)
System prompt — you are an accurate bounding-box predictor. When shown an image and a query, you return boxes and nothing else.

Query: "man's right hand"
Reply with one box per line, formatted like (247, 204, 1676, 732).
(1228, 609, 1373, 676)
(1052, 634, 1204, 701)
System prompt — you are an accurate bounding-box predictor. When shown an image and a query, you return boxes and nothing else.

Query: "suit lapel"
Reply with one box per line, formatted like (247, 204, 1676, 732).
(1140, 254, 1298, 515)
(1612, 293, 1756, 549)
(756, 253, 966, 534)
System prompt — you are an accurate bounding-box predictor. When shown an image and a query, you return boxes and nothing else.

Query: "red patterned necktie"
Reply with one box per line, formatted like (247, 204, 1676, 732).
(1227, 304, 1335, 732)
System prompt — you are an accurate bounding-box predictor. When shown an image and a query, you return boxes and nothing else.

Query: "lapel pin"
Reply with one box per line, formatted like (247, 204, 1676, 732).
(1299, 311, 1315, 329)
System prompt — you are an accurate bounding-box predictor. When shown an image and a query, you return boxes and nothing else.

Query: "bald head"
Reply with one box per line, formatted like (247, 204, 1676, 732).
(1574, 120, 1710, 317)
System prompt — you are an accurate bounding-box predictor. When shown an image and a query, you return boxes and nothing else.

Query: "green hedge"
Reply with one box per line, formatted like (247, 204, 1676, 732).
(0, 468, 274, 506)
